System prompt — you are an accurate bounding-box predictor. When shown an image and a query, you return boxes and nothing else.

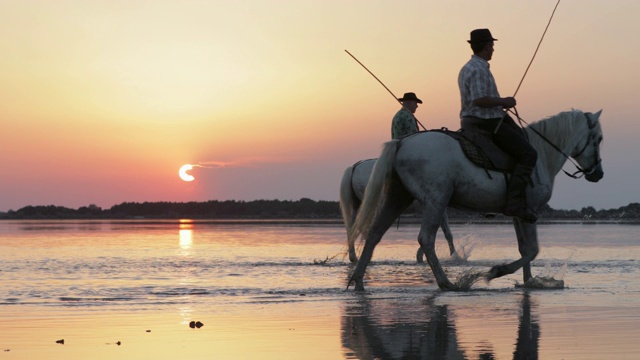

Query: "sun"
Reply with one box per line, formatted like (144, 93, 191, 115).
(178, 164, 195, 182)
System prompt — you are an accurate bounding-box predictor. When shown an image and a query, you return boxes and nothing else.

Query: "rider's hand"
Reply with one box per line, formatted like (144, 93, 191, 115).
(502, 97, 516, 108)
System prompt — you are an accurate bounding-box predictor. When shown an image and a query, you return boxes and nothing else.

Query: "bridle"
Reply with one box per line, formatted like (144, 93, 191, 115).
(510, 109, 602, 179)
(569, 114, 602, 178)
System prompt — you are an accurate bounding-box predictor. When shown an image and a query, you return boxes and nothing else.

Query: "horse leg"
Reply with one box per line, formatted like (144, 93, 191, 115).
(340, 166, 361, 263)
(348, 191, 413, 291)
(416, 210, 425, 263)
(347, 198, 361, 263)
(515, 219, 538, 282)
(441, 212, 456, 256)
(487, 219, 539, 281)
(416, 212, 455, 263)
(349, 229, 382, 291)
(348, 243, 359, 263)
(418, 216, 456, 290)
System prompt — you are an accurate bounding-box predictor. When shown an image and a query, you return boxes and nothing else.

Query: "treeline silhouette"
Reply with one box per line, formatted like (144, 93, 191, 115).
(2, 198, 640, 222)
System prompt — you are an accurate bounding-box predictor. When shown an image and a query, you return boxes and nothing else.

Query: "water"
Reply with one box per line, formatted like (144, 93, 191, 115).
(1, 220, 639, 359)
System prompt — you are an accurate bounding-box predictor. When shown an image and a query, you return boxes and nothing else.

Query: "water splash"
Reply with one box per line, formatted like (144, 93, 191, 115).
(555, 263, 568, 279)
(441, 236, 483, 290)
(516, 262, 567, 289)
(452, 269, 486, 291)
(448, 236, 476, 264)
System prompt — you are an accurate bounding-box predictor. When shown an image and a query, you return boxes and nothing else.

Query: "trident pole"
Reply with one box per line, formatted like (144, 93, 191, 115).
(345, 49, 426, 131)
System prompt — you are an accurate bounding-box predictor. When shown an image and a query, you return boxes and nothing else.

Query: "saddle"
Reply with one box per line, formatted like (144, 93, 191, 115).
(432, 118, 516, 173)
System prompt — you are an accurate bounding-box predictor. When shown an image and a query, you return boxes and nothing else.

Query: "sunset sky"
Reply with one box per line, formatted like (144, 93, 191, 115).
(1, 1, 638, 212)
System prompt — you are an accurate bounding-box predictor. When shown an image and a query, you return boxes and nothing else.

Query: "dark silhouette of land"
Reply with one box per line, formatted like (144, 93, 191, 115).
(2, 198, 640, 223)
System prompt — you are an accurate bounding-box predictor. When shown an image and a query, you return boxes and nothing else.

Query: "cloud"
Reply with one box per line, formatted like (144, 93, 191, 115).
(197, 156, 302, 169)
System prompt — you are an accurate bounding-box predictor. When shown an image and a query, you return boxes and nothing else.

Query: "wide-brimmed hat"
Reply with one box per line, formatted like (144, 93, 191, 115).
(467, 28, 497, 43)
(398, 92, 422, 104)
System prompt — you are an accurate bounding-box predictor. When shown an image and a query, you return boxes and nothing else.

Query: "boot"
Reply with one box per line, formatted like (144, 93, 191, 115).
(504, 164, 537, 223)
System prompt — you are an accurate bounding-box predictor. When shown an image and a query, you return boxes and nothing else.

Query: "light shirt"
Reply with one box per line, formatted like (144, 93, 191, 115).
(391, 108, 418, 139)
(458, 55, 505, 119)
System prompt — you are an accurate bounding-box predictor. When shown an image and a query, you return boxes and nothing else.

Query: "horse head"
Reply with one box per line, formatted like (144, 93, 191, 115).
(573, 110, 604, 182)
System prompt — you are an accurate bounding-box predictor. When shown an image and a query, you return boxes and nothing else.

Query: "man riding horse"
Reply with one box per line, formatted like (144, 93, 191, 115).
(458, 29, 538, 223)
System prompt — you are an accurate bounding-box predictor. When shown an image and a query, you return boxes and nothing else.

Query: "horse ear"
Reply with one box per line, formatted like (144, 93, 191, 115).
(594, 109, 603, 119)
(584, 110, 602, 129)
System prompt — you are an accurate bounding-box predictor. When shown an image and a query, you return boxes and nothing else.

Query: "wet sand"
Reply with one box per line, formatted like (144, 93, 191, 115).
(3, 289, 640, 359)
(1, 302, 343, 359)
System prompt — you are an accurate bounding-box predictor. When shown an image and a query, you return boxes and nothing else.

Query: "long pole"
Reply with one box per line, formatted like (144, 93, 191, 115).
(345, 50, 426, 131)
(494, 0, 561, 133)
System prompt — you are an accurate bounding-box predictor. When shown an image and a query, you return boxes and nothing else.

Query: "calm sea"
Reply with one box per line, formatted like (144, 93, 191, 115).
(1, 220, 639, 359)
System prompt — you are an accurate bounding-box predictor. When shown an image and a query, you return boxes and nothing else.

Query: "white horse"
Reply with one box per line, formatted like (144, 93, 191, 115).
(340, 159, 455, 263)
(348, 110, 604, 290)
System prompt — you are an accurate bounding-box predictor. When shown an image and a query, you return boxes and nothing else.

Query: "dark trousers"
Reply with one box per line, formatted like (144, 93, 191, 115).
(485, 114, 537, 167)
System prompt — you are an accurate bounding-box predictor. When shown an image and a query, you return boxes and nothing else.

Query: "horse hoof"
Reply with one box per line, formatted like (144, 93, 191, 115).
(347, 275, 365, 291)
(486, 266, 499, 280)
(437, 281, 457, 291)
(487, 264, 506, 280)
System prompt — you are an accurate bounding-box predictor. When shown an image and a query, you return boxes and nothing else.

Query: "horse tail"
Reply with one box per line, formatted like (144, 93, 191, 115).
(339, 165, 356, 232)
(349, 140, 399, 247)
(339, 165, 360, 262)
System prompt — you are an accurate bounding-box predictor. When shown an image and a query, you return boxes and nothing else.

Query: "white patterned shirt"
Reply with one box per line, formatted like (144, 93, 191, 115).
(458, 55, 505, 119)
(391, 108, 418, 139)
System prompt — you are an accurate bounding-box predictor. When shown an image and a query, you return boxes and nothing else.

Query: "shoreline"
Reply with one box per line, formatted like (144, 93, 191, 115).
(1, 217, 639, 225)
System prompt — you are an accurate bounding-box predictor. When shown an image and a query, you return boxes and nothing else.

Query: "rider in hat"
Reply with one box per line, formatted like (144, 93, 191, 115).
(458, 29, 538, 223)
(391, 92, 422, 139)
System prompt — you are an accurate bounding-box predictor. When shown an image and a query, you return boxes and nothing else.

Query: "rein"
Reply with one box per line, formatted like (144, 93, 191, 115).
(510, 108, 600, 179)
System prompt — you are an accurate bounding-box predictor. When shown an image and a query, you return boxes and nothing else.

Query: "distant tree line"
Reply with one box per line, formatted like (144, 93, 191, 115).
(1, 199, 640, 222)
(0, 198, 337, 220)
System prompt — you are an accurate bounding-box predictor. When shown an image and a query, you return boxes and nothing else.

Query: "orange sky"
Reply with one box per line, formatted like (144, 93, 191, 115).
(1, 1, 638, 211)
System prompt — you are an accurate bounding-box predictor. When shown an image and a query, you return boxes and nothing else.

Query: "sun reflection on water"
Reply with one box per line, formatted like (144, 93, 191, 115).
(178, 219, 193, 251)
(179, 229, 193, 249)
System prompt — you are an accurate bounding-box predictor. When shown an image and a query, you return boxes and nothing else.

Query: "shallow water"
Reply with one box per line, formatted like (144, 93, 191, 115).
(1, 220, 639, 359)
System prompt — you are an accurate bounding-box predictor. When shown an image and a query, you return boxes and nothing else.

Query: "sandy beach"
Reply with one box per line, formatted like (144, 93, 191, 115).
(2, 303, 343, 359)
(4, 290, 640, 359)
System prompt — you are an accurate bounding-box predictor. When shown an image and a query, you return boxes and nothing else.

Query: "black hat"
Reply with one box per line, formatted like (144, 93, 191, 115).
(398, 92, 422, 104)
(467, 28, 498, 44)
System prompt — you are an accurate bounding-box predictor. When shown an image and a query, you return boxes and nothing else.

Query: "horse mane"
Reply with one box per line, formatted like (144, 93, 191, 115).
(526, 109, 585, 156)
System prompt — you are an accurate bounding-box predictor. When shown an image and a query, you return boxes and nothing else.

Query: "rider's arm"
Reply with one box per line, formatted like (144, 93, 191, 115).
(473, 96, 516, 109)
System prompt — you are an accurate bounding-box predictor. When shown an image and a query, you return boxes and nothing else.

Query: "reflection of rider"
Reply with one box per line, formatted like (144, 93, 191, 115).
(391, 92, 422, 139)
(458, 28, 538, 223)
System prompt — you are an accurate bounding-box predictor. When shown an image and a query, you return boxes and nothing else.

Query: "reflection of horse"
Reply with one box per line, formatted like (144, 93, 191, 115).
(349, 110, 604, 290)
(341, 295, 463, 359)
(341, 293, 540, 359)
(514, 293, 540, 359)
(340, 159, 455, 263)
